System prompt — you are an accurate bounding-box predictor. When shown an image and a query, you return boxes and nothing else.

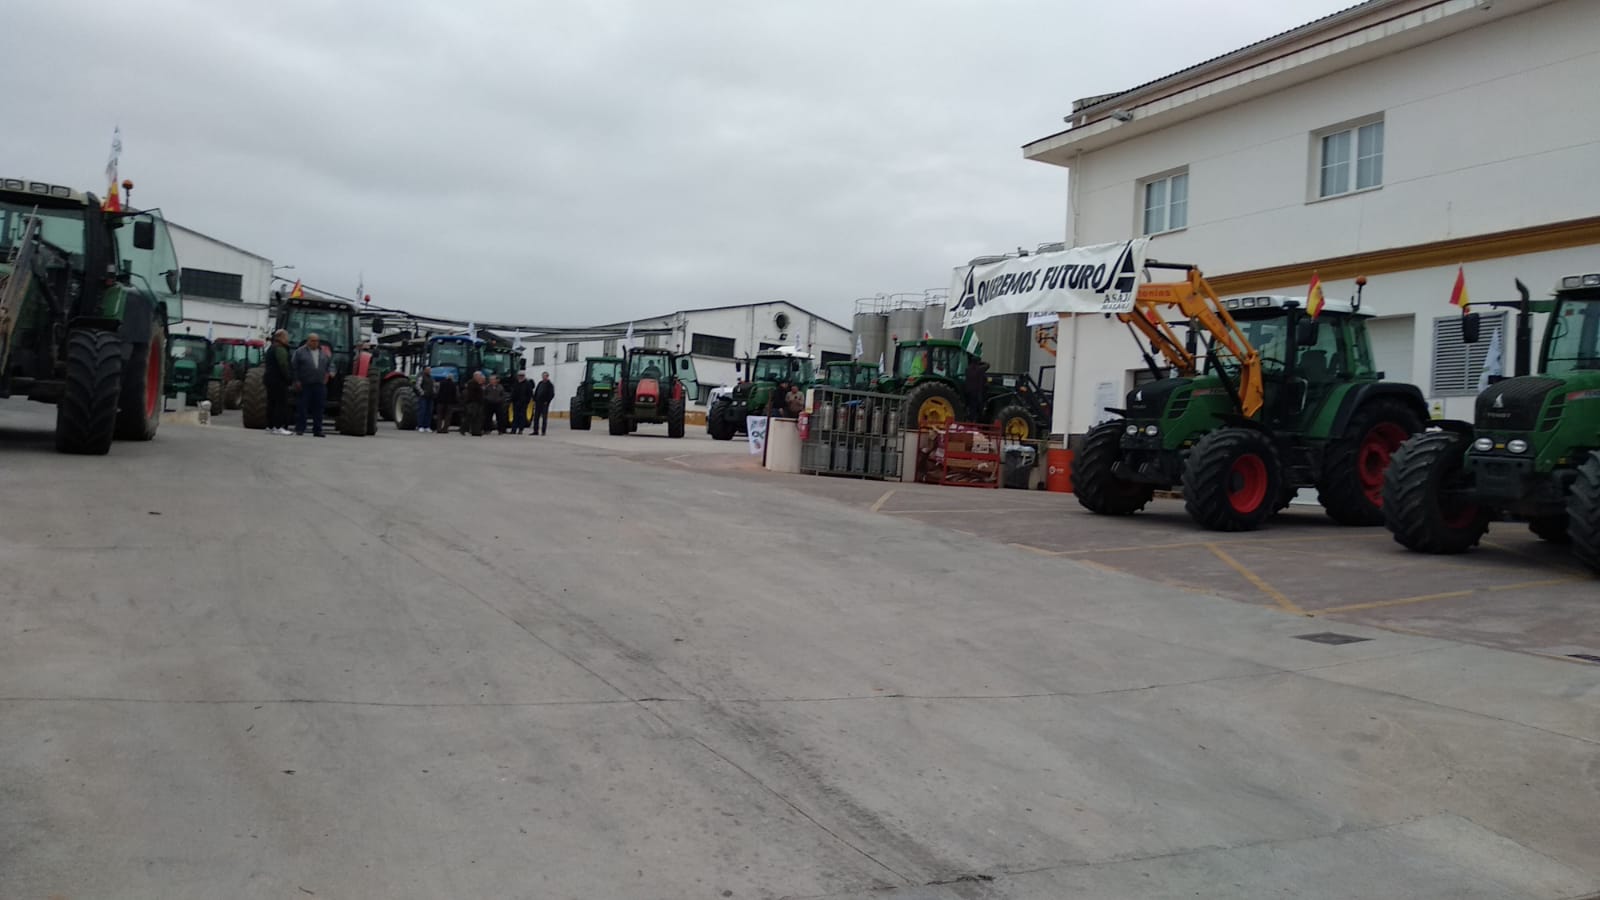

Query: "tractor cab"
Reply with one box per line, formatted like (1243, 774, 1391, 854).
(480, 343, 517, 381)
(426, 335, 482, 383)
(819, 360, 880, 390)
(165, 334, 213, 401)
(568, 356, 622, 431)
(888, 339, 967, 389)
(212, 338, 264, 380)
(280, 296, 367, 379)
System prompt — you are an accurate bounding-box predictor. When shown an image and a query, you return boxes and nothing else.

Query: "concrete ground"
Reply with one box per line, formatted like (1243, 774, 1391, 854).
(1, 400, 1597, 900)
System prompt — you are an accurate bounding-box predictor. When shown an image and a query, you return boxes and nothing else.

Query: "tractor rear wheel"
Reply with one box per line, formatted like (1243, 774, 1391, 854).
(56, 330, 122, 455)
(904, 381, 965, 431)
(667, 397, 686, 438)
(379, 379, 398, 422)
(395, 385, 418, 430)
(571, 398, 591, 430)
(991, 402, 1036, 442)
(114, 321, 164, 441)
(1183, 427, 1283, 532)
(241, 367, 269, 430)
(1075, 420, 1154, 516)
(224, 378, 244, 410)
(206, 380, 225, 416)
(1567, 452, 1600, 574)
(1317, 398, 1422, 525)
(337, 375, 372, 436)
(366, 376, 380, 435)
(608, 393, 629, 436)
(1527, 515, 1571, 544)
(707, 403, 737, 441)
(1382, 431, 1490, 554)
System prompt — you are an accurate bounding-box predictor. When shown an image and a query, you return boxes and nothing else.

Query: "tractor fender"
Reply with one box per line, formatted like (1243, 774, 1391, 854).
(1426, 418, 1475, 437)
(354, 349, 373, 377)
(116, 290, 157, 346)
(1213, 412, 1270, 432)
(1327, 382, 1429, 437)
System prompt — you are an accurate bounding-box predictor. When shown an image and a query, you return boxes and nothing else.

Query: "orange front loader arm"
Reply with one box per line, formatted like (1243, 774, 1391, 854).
(1117, 267, 1263, 419)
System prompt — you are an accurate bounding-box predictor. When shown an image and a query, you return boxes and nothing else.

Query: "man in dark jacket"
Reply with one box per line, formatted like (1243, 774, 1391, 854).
(417, 366, 436, 433)
(462, 371, 486, 436)
(964, 358, 989, 425)
(531, 371, 556, 435)
(484, 375, 508, 435)
(510, 372, 534, 434)
(290, 333, 335, 437)
(263, 329, 294, 435)
(434, 375, 458, 434)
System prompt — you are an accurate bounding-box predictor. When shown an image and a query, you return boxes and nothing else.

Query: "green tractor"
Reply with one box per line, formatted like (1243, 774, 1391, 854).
(240, 294, 379, 435)
(1074, 264, 1427, 532)
(609, 346, 698, 438)
(874, 339, 1052, 442)
(569, 355, 621, 430)
(1384, 274, 1600, 572)
(705, 347, 815, 440)
(817, 359, 881, 390)
(165, 333, 213, 406)
(206, 337, 264, 414)
(0, 178, 178, 453)
(479, 336, 523, 424)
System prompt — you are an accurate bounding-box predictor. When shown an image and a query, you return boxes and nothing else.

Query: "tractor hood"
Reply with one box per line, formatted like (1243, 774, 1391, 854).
(1475, 376, 1565, 433)
(1123, 377, 1192, 419)
(431, 366, 461, 382)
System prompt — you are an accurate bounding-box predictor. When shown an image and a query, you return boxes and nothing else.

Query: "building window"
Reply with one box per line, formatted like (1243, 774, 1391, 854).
(820, 350, 849, 364)
(643, 334, 661, 349)
(531, 347, 545, 366)
(565, 342, 579, 363)
(1316, 117, 1383, 198)
(1431, 312, 1505, 397)
(691, 333, 736, 358)
(181, 268, 243, 301)
(1140, 170, 1188, 236)
(603, 338, 618, 356)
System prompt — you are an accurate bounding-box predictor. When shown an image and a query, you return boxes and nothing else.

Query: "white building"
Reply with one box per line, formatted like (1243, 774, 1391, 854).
(1023, 0, 1600, 439)
(522, 300, 852, 410)
(168, 222, 273, 341)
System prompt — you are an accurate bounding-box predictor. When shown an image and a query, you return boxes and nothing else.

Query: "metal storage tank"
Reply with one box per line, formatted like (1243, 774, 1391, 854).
(920, 301, 954, 342)
(887, 305, 925, 350)
(852, 310, 887, 365)
(973, 313, 1030, 374)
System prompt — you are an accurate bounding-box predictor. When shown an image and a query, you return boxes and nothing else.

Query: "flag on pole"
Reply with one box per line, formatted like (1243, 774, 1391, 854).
(623, 321, 634, 352)
(206, 321, 214, 341)
(960, 326, 982, 357)
(1306, 272, 1326, 319)
(1450, 265, 1470, 311)
(855, 334, 864, 359)
(287, 279, 304, 299)
(356, 273, 366, 304)
(1477, 325, 1503, 391)
(101, 127, 122, 212)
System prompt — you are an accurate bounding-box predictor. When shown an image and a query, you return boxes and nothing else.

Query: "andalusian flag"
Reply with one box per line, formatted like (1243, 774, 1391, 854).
(1450, 265, 1469, 311)
(1306, 272, 1326, 319)
(960, 325, 982, 357)
(287, 279, 304, 299)
(101, 127, 122, 213)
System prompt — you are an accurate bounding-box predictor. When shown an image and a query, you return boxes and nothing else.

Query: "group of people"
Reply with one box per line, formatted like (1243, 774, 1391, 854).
(255, 328, 559, 438)
(411, 369, 556, 436)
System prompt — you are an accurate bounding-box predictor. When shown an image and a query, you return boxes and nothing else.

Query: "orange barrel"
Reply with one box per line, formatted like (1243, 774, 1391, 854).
(1046, 448, 1074, 493)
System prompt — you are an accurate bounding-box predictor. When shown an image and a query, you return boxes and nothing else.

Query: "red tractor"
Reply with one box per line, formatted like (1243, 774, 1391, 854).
(608, 347, 699, 438)
(206, 337, 265, 414)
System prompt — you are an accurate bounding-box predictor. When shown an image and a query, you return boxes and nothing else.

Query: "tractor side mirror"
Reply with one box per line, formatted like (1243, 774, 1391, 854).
(165, 270, 179, 293)
(1460, 312, 1481, 345)
(371, 316, 386, 333)
(1295, 318, 1321, 347)
(132, 219, 156, 250)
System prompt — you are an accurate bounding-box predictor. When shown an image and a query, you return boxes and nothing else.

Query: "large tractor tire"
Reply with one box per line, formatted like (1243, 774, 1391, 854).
(366, 376, 380, 435)
(241, 367, 269, 430)
(608, 393, 630, 436)
(904, 380, 965, 431)
(707, 403, 737, 441)
(1317, 398, 1423, 526)
(667, 397, 686, 438)
(1527, 515, 1571, 544)
(991, 402, 1037, 442)
(571, 399, 591, 431)
(395, 385, 418, 430)
(206, 380, 225, 416)
(1382, 431, 1490, 554)
(1075, 420, 1155, 516)
(224, 378, 244, 410)
(114, 322, 164, 441)
(1183, 426, 1284, 532)
(337, 375, 372, 436)
(56, 330, 123, 455)
(1567, 452, 1600, 574)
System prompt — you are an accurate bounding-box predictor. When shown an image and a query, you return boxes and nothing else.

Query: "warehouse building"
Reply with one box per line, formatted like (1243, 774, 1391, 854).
(168, 222, 273, 341)
(522, 301, 852, 410)
(1023, 0, 1600, 439)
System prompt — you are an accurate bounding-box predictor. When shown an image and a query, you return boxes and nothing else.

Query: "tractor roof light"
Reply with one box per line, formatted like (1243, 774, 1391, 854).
(1559, 274, 1600, 290)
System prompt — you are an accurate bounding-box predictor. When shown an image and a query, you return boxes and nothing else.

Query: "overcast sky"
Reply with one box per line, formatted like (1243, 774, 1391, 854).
(5, 0, 1350, 326)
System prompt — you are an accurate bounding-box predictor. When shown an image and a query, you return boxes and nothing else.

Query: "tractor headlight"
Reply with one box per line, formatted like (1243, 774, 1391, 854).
(1125, 424, 1138, 436)
(1144, 425, 1159, 436)
(1507, 439, 1529, 454)
(1472, 437, 1493, 452)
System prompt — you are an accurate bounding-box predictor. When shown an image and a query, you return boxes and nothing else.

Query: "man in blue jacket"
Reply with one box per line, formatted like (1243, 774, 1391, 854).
(291, 333, 335, 437)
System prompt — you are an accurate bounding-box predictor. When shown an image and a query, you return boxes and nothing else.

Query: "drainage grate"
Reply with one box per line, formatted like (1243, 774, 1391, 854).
(1568, 654, 1600, 664)
(1296, 632, 1372, 646)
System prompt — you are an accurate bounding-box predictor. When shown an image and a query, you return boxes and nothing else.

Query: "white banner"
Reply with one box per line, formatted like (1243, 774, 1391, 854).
(746, 416, 769, 455)
(944, 239, 1148, 330)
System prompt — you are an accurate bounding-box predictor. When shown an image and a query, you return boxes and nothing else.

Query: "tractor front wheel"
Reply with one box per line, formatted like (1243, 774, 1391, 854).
(56, 330, 123, 455)
(667, 397, 686, 438)
(241, 367, 269, 429)
(706, 402, 737, 440)
(206, 380, 225, 416)
(1317, 398, 1423, 525)
(608, 393, 629, 436)
(904, 381, 965, 431)
(395, 385, 418, 430)
(337, 375, 373, 436)
(1075, 420, 1154, 516)
(379, 379, 399, 422)
(114, 321, 164, 441)
(224, 379, 244, 410)
(1567, 452, 1600, 574)
(571, 398, 591, 430)
(1528, 515, 1571, 544)
(991, 402, 1036, 442)
(1382, 431, 1490, 554)
(1183, 427, 1283, 532)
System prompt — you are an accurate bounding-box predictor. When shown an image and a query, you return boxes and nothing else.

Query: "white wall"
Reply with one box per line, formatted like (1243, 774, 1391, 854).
(168, 223, 274, 341)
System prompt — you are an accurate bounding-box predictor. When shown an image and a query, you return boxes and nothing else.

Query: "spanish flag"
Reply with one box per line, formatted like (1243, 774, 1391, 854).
(1306, 272, 1326, 319)
(101, 127, 122, 212)
(1449, 265, 1469, 311)
(288, 279, 304, 299)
